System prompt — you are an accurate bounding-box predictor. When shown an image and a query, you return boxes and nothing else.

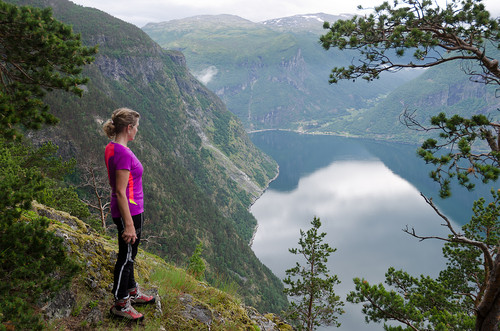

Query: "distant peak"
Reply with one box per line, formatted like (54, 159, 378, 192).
(261, 13, 353, 32)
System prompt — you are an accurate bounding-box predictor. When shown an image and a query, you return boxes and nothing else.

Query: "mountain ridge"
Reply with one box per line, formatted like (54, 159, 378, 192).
(143, 12, 500, 144)
(143, 13, 420, 132)
(262, 12, 353, 32)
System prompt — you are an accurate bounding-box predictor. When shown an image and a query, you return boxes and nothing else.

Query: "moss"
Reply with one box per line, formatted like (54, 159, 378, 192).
(264, 313, 294, 330)
(19, 209, 40, 221)
(30, 202, 292, 330)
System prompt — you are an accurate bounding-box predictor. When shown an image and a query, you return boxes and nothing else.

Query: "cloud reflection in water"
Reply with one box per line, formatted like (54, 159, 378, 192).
(251, 160, 455, 330)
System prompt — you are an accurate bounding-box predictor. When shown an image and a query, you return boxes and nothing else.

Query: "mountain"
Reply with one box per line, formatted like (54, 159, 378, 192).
(7, 0, 287, 313)
(327, 51, 500, 144)
(143, 14, 420, 132)
(262, 13, 352, 33)
(144, 13, 500, 144)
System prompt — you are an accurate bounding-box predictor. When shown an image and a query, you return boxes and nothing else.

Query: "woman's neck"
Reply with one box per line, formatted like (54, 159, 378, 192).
(114, 133, 128, 147)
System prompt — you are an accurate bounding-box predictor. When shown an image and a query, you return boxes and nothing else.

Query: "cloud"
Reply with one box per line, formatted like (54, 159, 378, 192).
(193, 66, 218, 85)
(71, 0, 500, 28)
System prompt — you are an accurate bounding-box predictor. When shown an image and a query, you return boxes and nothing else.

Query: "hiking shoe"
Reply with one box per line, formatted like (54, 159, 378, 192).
(128, 286, 156, 305)
(110, 297, 144, 321)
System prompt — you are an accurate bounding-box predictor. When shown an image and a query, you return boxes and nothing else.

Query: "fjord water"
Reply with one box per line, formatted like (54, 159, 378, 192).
(249, 131, 489, 331)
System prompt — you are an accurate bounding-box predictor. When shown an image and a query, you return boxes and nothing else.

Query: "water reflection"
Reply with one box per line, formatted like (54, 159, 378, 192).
(251, 159, 453, 331)
(250, 131, 377, 192)
(251, 130, 489, 224)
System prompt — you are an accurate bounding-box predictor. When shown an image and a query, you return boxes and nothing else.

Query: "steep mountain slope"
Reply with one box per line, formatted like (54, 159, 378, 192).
(143, 14, 420, 131)
(7, 0, 286, 313)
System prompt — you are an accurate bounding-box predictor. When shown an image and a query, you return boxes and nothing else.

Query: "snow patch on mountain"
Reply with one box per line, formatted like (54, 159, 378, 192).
(261, 13, 353, 32)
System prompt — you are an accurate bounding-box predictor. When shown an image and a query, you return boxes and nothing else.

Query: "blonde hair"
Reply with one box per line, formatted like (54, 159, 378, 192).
(103, 107, 140, 139)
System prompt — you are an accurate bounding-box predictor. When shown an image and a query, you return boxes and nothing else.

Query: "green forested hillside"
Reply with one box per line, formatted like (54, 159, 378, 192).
(144, 14, 500, 145)
(143, 14, 419, 131)
(6, 0, 286, 313)
(319, 49, 500, 144)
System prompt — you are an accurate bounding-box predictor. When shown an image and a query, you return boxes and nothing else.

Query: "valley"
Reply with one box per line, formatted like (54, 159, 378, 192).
(143, 14, 500, 144)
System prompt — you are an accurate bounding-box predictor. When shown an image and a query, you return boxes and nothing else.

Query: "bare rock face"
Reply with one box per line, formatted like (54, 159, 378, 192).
(167, 50, 187, 67)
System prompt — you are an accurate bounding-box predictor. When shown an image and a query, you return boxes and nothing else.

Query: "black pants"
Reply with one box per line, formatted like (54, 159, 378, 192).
(112, 213, 143, 300)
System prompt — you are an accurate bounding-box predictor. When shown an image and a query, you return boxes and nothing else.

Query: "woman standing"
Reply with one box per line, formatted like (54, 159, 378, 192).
(103, 108, 155, 321)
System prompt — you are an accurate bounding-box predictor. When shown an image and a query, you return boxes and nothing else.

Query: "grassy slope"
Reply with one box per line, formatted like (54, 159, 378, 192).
(31, 203, 292, 330)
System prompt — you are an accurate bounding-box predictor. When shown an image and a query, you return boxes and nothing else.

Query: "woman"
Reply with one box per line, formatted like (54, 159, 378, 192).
(103, 107, 155, 321)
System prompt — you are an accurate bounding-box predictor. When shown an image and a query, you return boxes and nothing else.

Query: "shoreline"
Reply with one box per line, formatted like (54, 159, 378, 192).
(248, 162, 279, 247)
(246, 128, 419, 248)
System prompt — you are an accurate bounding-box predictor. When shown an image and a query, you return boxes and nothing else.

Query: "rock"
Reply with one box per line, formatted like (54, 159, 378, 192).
(85, 307, 103, 326)
(179, 294, 213, 325)
(246, 306, 279, 331)
(167, 50, 187, 67)
(41, 288, 76, 320)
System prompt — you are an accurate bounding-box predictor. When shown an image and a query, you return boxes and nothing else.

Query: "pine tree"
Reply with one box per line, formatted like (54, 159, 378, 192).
(0, 1, 96, 328)
(187, 241, 206, 281)
(0, 138, 81, 330)
(320, 0, 500, 197)
(0, 0, 97, 139)
(283, 217, 344, 330)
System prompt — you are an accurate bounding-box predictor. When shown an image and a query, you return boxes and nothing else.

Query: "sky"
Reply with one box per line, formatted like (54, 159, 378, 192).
(69, 0, 500, 28)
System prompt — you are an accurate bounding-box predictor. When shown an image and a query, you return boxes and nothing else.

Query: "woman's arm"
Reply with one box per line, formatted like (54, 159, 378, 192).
(116, 169, 137, 244)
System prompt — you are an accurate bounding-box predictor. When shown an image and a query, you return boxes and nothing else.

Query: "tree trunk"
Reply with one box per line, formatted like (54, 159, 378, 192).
(475, 246, 500, 331)
(307, 245, 316, 331)
(476, 295, 500, 331)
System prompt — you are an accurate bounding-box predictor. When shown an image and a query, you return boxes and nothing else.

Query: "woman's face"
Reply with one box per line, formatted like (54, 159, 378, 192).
(127, 119, 139, 141)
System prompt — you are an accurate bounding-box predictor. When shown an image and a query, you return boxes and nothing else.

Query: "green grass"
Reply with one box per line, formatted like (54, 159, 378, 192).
(151, 266, 198, 296)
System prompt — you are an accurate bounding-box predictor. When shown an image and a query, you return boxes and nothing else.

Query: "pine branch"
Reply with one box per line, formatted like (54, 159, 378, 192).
(403, 193, 495, 274)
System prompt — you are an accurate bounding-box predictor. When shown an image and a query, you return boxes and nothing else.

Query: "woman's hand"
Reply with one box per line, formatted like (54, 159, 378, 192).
(122, 225, 137, 244)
